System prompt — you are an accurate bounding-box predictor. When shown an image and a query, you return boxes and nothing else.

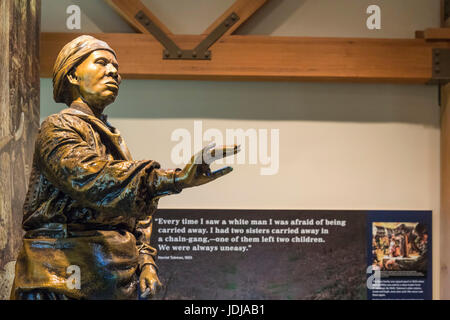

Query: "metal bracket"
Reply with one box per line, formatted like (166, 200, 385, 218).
(431, 48, 450, 85)
(135, 11, 240, 60)
(431, 48, 450, 106)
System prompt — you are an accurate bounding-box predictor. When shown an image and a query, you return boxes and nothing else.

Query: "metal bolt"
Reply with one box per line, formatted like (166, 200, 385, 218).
(231, 14, 237, 21)
(205, 52, 210, 58)
(177, 51, 182, 58)
(192, 51, 197, 58)
(435, 50, 441, 56)
(436, 67, 441, 73)
(225, 22, 230, 27)
(164, 50, 170, 58)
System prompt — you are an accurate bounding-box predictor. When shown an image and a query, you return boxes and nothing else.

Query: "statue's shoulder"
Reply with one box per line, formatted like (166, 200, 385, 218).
(40, 108, 89, 130)
(44, 108, 90, 122)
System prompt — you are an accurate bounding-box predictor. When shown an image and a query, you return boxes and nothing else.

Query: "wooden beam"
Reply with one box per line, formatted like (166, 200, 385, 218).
(105, 0, 173, 35)
(40, 32, 450, 83)
(202, 0, 268, 36)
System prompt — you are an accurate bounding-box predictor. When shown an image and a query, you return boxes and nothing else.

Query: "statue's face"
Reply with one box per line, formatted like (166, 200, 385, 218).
(71, 50, 120, 109)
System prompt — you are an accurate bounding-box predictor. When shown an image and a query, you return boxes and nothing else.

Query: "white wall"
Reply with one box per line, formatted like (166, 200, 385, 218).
(40, 0, 442, 298)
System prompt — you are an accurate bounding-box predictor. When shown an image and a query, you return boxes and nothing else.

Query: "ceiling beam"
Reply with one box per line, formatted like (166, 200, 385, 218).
(105, 0, 173, 35)
(40, 32, 450, 83)
(202, 0, 269, 36)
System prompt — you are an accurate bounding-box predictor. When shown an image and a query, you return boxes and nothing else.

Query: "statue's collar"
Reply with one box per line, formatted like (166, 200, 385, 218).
(68, 101, 110, 128)
(60, 105, 131, 160)
(69, 101, 108, 123)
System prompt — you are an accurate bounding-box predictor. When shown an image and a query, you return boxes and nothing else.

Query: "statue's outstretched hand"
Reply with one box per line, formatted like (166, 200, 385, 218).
(175, 143, 241, 189)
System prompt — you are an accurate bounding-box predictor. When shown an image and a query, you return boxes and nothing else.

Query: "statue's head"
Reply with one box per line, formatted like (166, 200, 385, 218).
(53, 35, 121, 110)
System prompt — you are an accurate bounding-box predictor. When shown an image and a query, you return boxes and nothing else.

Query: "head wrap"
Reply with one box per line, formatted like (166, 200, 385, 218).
(52, 35, 117, 105)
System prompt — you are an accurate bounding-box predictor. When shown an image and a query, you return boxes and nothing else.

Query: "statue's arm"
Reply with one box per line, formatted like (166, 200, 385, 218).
(36, 114, 181, 218)
(134, 216, 158, 272)
(134, 215, 163, 298)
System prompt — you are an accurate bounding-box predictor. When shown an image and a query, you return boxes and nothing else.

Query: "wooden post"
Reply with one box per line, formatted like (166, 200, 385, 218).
(441, 0, 449, 300)
(0, 0, 40, 299)
(441, 83, 450, 299)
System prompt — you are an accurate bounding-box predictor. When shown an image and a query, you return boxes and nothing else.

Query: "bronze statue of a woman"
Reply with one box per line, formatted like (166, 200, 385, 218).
(10, 35, 239, 300)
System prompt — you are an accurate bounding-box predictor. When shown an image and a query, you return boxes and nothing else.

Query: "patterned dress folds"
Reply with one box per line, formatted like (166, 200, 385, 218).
(10, 103, 181, 299)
